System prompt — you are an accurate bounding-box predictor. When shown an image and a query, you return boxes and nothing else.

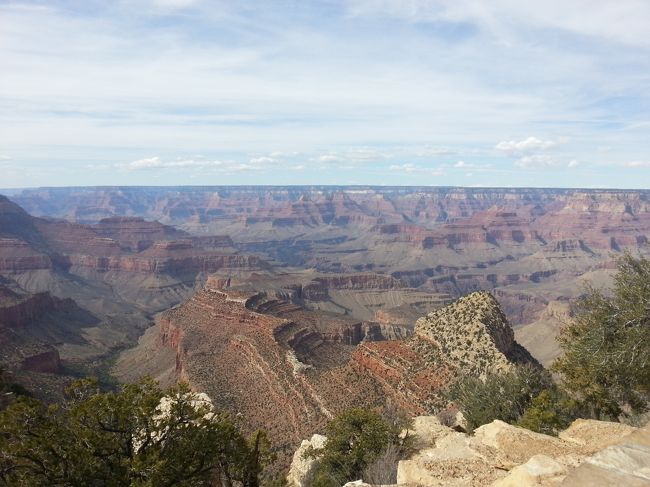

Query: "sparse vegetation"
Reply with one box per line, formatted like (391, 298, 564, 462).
(0, 378, 271, 487)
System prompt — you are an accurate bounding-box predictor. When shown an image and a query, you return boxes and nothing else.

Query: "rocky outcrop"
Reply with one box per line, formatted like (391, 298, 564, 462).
(287, 434, 327, 487)
(300, 275, 405, 301)
(0, 288, 72, 329)
(20, 349, 61, 373)
(146, 286, 407, 471)
(394, 416, 646, 487)
(93, 216, 189, 251)
(352, 292, 537, 414)
(0, 239, 51, 272)
(414, 291, 533, 376)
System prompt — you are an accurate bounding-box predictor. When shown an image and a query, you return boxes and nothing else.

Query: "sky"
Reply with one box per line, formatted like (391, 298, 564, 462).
(0, 0, 649, 188)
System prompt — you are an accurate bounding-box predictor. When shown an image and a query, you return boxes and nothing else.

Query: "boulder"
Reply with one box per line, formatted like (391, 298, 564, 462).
(287, 434, 327, 487)
(405, 416, 455, 449)
(397, 430, 503, 486)
(559, 418, 637, 450)
(473, 420, 571, 467)
(393, 416, 648, 487)
(560, 443, 650, 486)
(491, 454, 566, 487)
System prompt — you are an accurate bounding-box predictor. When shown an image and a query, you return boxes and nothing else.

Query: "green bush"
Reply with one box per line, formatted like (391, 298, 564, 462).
(307, 408, 409, 487)
(553, 253, 650, 419)
(447, 364, 552, 432)
(0, 378, 270, 486)
(516, 389, 582, 435)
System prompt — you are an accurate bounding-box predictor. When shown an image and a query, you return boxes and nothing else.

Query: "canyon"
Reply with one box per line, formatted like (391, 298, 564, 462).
(1, 186, 650, 470)
(5, 186, 650, 364)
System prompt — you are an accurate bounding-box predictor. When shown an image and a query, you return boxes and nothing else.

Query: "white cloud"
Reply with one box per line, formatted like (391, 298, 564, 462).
(122, 156, 224, 170)
(624, 161, 650, 168)
(1, 1, 648, 187)
(415, 146, 455, 157)
(346, 148, 392, 161)
(127, 156, 163, 169)
(317, 149, 390, 165)
(249, 156, 277, 165)
(319, 154, 342, 163)
(452, 160, 492, 169)
(347, 0, 650, 48)
(389, 163, 444, 176)
(514, 154, 558, 168)
(495, 137, 557, 156)
(148, 0, 199, 10)
(0, 155, 11, 162)
(567, 159, 580, 168)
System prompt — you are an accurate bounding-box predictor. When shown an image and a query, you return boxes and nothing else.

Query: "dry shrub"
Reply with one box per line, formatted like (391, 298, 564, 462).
(361, 442, 400, 485)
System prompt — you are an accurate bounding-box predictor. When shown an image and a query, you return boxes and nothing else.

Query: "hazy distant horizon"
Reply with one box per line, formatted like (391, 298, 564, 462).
(1, 1, 649, 188)
(3, 184, 650, 193)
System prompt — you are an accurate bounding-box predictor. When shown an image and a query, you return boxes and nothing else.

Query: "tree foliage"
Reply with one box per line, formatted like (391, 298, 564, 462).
(515, 389, 582, 435)
(0, 378, 270, 487)
(553, 253, 650, 418)
(0, 367, 29, 410)
(307, 408, 409, 487)
(447, 364, 552, 432)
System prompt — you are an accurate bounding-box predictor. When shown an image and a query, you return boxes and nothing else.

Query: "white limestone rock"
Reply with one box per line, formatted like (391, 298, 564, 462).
(287, 434, 327, 487)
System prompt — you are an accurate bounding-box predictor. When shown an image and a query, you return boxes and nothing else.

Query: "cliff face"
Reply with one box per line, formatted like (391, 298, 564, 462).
(12, 187, 650, 249)
(93, 217, 189, 251)
(0, 289, 71, 329)
(154, 289, 340, 466)
(0, 195, 264, 276)
(300, 274, 405, 301)
(0, 239, 51, 272)
(0, 283, 70, 374)
(138, 282, 445, 470)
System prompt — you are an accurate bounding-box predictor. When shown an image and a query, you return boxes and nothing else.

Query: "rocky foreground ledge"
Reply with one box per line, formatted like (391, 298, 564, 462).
(289, 416, 650, 487)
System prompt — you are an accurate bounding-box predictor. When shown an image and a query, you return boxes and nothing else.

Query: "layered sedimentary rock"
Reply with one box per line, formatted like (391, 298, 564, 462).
(0, 238, 51, 272)
(0, 282, 69, 374)
(153, 288, 381, 466)
(9, 186, 650, 365)
(0, 194, 263, 276)
(93, 216, 189, 251)
(0, 286, 72, 329)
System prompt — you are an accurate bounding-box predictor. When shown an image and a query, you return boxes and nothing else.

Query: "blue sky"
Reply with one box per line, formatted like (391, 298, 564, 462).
(0, 0, 649, 188)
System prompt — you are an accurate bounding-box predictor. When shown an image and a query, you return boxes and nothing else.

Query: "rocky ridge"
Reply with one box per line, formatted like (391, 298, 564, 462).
(352, 291, 537, 414)
(143, 286, 388, 468)
(118, 286, 536, 472)
(288, 416, 650, 487)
